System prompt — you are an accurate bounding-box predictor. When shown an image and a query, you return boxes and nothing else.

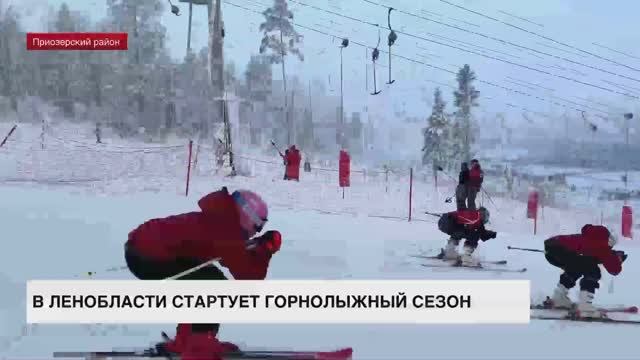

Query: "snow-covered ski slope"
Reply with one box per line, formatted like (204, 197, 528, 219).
(1, 122, 639, 359)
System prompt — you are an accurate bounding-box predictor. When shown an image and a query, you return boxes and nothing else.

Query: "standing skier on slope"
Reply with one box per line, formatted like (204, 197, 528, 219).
(466, 159, 484, 210)
(124, 187, 281, 360)
(543, 224, 627, 318)
(436, 207, 497, 266)
(455, 162, 469, 210)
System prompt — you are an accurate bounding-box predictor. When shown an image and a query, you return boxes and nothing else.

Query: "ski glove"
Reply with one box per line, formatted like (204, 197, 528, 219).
(252, 230, 282, 254)
(616, 250, 628, 263)
(480, 230, 497, 241)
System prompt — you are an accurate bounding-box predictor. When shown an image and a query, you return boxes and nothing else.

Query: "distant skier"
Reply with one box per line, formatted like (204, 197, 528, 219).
(543, 224, 627, 318)
(436, 207, 497, 266)
(215, 139, 225, 174)
(283, 145, 301, 181)
(282, 148, 290, 180)
(466, 159, 484, 210)
(455, 162, 469, 210)
(124, 187, 281, 360)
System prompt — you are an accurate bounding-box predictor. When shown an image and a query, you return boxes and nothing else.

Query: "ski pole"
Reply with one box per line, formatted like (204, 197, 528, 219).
(436, 166, 457, 182)
(424, 211, 443, 218)
(74, 266, 129, 278)
(165, 238, 265, 280)
(507, 246, 545, 253)
(270, 139, 284, 158)
(0, 124, 17, 148)
(481, 188, 498, 209)
(165, 258, 221, 280)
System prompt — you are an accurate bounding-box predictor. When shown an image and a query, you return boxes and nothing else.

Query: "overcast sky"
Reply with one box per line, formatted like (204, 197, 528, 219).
(5, 0, 640, 133)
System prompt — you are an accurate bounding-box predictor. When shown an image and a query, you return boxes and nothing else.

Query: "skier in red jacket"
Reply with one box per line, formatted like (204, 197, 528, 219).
(543, 224, 627, 318)
(466, 159, 483, 210)
(283, 145, 301, 181)
(436, 207, 497, 266)
(124, 187, 281, 360)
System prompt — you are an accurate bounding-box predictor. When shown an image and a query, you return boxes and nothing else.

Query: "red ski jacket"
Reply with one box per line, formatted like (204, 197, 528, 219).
(468, 165, 483, 189)
(127, 188, 272, 280)
(553, 224, 622, 275)
(285, 148, 301, 180)
(453, 209, 483, 230)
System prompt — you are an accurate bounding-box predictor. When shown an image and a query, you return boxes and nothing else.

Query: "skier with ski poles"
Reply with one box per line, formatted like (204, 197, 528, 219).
(124, 187, 281, 360)
(283, 145, 301, 181)
(455, 162, 469, 210)
(540, 224, 627, 318)
(436, 207, 497, 266)
(466, 159, 484, 210)
(282, 148, 290, 180)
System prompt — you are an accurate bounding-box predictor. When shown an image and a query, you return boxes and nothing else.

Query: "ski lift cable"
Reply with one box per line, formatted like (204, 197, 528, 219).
(223, 1, 610, 116)
(497, 10, 544, 28)
(359, 0, 640, 84)
(592, 43, 640, 61)
(277, 0, 639, 99)
(225, 1, 601, 117)
(437, 0, 640, 73)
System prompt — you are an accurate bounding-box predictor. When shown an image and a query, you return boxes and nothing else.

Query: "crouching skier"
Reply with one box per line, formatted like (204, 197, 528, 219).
(124, 187, 282, 360)
(436, 207, 497, 266)
(543, 224, 627, 318)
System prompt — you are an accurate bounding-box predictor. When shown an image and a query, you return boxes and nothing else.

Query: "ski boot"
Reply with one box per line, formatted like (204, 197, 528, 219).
(542, 283, 573, 309)
(182, 331, 240, 360)
(156, 324, 190, 356)
(458, 245, 480, 267)
(572, 290, 606, 319)
(437, 238, 460, 260)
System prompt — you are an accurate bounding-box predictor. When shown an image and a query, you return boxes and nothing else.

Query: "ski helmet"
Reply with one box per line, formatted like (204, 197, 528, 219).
(479, 207, 490, 224)
(232, 190, 268, 236)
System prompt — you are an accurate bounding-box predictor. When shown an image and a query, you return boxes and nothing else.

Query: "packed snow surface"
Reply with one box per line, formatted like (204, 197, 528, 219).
(1, 123, 639, 359)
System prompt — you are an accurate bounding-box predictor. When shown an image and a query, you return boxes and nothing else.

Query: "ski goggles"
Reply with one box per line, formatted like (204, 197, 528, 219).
(232, 191, 268, 232)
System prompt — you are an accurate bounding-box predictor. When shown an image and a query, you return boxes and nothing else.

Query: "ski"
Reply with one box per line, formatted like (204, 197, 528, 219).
(54, 350, 160, 358)
(53, 347, 353, 360)
(420, 262, 526, 273)
(223, 347, 352, 360)
(531, 314, 640, 325)
(530, 302, 638, 314)
(410, 252, 508, 265)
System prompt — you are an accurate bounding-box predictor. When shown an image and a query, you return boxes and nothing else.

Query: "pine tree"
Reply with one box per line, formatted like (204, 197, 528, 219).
(51, 3, 78, 117)
(0, 5, 23, 112)
(106, 0, 167, 120)
(259, 0, 303, 145)
(422, 87, 452, 171)
(453, 64, 480, 162)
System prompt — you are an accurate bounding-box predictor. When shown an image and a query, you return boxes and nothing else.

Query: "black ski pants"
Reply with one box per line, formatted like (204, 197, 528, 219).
(544, 238, 601, 293)
(455, 184, 467, 210)
(124, 243, 226, 334)
(466, 187, 478, 210)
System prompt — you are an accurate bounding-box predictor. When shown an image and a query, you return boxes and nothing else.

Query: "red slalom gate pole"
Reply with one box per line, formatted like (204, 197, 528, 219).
(185, 140, 193, 197)
(409, 167, 413, 222)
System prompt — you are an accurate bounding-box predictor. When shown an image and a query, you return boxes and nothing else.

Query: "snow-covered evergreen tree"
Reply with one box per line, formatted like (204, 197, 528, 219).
(422, 87, 452, 171)
(453, 64, 480, 162)
(0, 5, 23, 112)
(259, 0, 303, 145)
(105, 0, 167, 128)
